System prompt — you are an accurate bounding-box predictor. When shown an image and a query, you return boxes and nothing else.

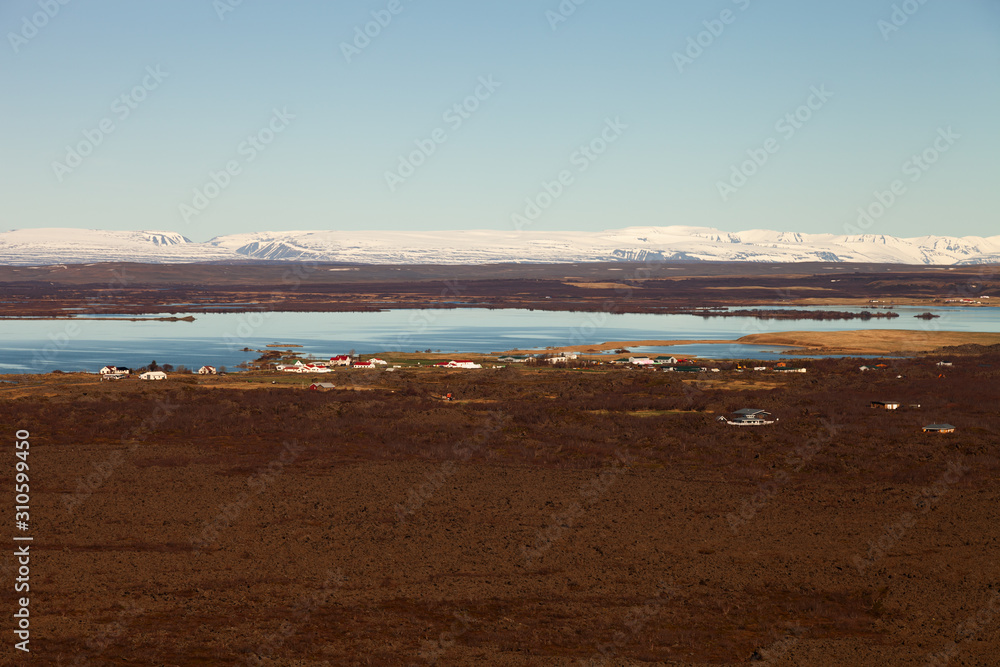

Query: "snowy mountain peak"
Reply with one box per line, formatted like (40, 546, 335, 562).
(1, 226, 998, 266)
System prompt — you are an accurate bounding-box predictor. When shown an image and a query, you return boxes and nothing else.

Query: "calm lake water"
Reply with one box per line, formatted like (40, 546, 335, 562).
(0, 306, 997, 373)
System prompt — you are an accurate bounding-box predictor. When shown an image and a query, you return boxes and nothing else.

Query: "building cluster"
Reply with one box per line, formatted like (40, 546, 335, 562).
(276, 357, 389, 372)
(99, 365, 216, 380)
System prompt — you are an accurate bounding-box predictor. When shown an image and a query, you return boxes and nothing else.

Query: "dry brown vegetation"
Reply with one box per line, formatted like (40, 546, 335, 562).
(2, 354, 999, 664)
(739, 330, 1000, 355)
(0, 261, 996, 316)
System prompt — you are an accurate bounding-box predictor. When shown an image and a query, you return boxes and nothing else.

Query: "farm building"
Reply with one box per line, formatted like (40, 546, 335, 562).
(329, 355, 352, 366)
(100, 373, 128, 381)
(774, 367, 807, 373)
(303, 363, 332, 373)
(870, 401, 901, 410)
(139, 371, 167, 381)
(198, 366, 217, 375)
(720, 409, 775, 426)
(434, 360, 483, 369)
(352, 361, 377, 369)
(497, 355, 531, 363)
(368, 358, 388, 365)
(922, 424, 956, 434)
(629, 357, 655, 366)
(653, 356, 678, 365)
(309, 383, 336, 391)
(100, 366, 130, 375)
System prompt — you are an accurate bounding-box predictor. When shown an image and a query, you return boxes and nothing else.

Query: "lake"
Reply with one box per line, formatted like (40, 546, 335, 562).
(1, 305, 997, 373)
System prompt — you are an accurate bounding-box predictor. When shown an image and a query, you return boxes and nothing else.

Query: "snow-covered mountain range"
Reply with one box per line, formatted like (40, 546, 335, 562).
(1, 226, 999, 265)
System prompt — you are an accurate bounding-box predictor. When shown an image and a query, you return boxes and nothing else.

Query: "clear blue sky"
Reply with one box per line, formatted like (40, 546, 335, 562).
(1, 0, 997, 241)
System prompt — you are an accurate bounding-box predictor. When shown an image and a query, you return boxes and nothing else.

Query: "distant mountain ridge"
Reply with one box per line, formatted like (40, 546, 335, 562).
(2, 226, 999, 265)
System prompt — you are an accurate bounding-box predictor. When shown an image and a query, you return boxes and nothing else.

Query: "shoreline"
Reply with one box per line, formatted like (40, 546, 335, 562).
(500, 330, 1000, 357)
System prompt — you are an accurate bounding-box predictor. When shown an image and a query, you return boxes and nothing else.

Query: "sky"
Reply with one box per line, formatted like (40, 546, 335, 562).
(1, 0, 998, 242)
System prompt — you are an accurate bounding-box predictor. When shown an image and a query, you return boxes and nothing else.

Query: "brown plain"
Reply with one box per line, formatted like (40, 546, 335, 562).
(6, 353, 999, 665)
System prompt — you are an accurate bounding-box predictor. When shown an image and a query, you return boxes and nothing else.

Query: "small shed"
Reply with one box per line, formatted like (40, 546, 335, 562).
(870, 401, 901, 410)
(922, 423, 955, 434)
(309, 382, 336, 391)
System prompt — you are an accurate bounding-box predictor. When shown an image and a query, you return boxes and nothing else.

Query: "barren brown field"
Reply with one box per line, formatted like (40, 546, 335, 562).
(0, 261, 996, 317)
(506, 330, 1000, 357)
(3, 355, 999, 665)
(739, 330, 1000, 355)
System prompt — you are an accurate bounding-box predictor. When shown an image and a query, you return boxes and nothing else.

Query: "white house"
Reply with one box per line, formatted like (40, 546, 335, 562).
(139, 371, 167, 381)
(546, 355, 574, 364)
(368, 358, 388, 365)
(329, 355, 352, 366)
(100, 366, 130, 375)
(436, 360, 482, 369)
(497, 355, 531, 363)
(277, 361, 312, 373)
(198, 366, 217, 375)
(302, 363, 332, 373)
(352, 361, 377, 369)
